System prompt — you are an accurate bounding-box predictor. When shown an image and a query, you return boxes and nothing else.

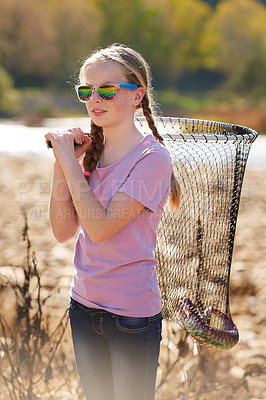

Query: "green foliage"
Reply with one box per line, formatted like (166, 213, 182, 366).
(0, 0, 265, 104)
(157, 90, 213, 114)
(156, 0, 212, 71)
(47, 0, 100, 82)
(0, 0, 56, 77)
(0, 0, 99, 86)
(93, 0, 212, 87)
(0, 66, 21, 115)
(201, 0, 220, 6)
(221, 40, 266, 101)
(93, 0, 170, 77)
(202, 0, 266, 99)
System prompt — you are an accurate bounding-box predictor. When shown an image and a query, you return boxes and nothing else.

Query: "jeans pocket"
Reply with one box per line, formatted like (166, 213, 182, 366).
(116, 315, 149, 333)
(67, 297, 76, 318)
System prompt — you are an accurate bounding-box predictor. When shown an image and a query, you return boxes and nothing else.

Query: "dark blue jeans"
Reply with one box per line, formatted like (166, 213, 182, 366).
(68, 298, 163, 400)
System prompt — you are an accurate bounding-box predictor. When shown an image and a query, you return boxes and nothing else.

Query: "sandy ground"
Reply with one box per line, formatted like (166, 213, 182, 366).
(0, 154, 265, 399)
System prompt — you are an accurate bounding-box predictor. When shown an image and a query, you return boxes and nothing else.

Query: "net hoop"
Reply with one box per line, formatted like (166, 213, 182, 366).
(135, 116, 259, 143)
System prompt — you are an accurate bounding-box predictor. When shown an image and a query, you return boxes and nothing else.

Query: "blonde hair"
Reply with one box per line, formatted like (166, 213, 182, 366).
(80, 43, 180, 210)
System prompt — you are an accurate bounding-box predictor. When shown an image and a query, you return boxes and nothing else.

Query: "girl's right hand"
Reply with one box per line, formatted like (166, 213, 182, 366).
(73, 132, 92, 161)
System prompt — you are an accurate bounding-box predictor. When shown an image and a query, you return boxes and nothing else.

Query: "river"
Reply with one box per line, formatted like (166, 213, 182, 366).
(0, 118, 265, 169)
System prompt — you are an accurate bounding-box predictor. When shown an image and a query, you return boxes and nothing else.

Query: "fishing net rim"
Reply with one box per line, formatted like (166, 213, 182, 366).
(135, 116, 259, 143)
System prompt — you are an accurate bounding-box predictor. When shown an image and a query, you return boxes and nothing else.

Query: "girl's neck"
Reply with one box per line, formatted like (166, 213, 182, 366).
(103, 122, 144, 150)
(99, 123, 145, 168)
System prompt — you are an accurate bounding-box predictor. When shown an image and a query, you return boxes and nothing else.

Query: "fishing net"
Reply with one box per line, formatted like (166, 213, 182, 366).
(136, 117, 258, 349)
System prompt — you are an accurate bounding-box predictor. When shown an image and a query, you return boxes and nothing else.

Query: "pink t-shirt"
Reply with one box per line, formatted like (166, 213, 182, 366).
(70, 133, 173, 317)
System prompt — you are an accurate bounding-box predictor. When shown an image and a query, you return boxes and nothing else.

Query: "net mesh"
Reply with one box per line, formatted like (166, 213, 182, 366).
(136, 117, 258, 348)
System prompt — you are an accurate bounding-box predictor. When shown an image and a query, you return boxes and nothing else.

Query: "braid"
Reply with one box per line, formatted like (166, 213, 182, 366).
(142, 94, 181, 211)
(141, 94, 164, 145)
(83, 121, 104, 182)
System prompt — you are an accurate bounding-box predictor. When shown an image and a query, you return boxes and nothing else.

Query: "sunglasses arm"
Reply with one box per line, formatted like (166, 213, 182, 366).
(46, 133, 90, 149)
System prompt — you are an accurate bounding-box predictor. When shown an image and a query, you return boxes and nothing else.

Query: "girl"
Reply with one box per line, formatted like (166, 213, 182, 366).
(45, 43, 180, 400)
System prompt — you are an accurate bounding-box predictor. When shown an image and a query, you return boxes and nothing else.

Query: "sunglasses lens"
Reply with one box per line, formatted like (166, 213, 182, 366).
(98, 85, 117, 100)
(77, 86, 93, 102)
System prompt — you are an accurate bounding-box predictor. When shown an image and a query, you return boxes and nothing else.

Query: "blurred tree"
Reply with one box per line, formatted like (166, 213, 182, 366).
(0, 0, 265, 102)
(201, 0, 266, 100)
(226, 39, 266, 100)
(94, 0, 211, 88)
(0, 66, 20, 115)
(92, 0, 169, 82)
(0, 0, 57, 84)
(157, 0, 211, 83)
(48, 0, 100, 85)
(201, 0, 220, 7)
(0, 0, 99, 86)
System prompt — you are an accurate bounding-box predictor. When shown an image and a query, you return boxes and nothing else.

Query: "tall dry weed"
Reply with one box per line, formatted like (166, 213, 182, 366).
(0, 211, 72, 400)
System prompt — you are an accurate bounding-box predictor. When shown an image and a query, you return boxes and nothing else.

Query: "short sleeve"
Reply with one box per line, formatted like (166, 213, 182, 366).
(118, 147, 173, 213)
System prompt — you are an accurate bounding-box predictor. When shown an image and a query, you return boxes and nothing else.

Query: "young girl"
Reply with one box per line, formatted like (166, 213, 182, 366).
(45, 43, 180, 400)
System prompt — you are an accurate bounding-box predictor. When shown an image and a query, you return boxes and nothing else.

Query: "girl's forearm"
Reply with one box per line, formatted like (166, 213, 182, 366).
(49, 162, 80, 242)
(61, 159, 109, 243)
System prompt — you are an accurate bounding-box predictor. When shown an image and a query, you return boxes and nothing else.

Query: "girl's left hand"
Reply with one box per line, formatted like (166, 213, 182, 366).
(45, 128, 91, 165)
